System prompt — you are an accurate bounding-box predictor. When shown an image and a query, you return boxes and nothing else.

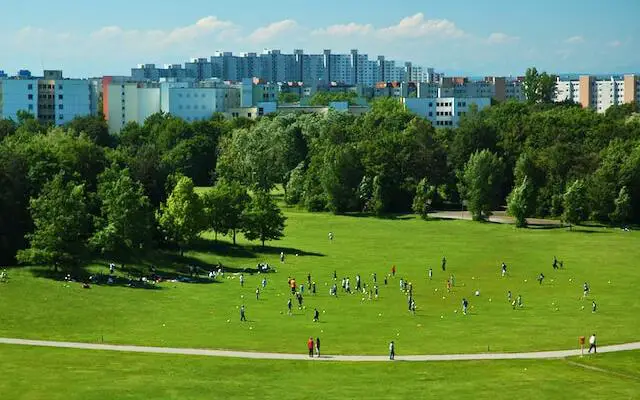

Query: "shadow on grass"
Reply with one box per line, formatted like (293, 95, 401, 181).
(29, 267, 164, 290)
(343, 212, 414, 221)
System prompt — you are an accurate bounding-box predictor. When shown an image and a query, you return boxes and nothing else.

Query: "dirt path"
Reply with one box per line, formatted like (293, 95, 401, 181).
(1, 337, 638, 362)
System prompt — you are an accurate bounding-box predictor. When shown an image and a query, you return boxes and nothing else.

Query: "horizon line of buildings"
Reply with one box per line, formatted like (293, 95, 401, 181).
(1, 67, 639, 133)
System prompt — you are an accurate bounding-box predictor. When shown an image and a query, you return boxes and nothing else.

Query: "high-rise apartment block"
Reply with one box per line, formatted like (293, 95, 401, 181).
(0, 70, 91, 125)
(554, 75, 640, 112)
(131, 49, 439, 87)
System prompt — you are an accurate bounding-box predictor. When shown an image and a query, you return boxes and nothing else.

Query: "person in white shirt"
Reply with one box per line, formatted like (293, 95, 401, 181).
(588, 333, 597, 353)
(389, 341, 395, 360)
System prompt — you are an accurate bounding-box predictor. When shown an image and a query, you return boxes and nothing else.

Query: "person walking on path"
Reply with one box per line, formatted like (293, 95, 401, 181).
(588, 333, 597, 353)
(240, 305, 246, 322)
(389, 341, 395, 360)
(313, 308, 320, 322)
(316, 337, 321, 358)
(307, 337, 314, 357)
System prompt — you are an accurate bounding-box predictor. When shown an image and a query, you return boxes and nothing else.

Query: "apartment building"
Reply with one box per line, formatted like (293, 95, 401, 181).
(554, 75, 639, 112)
(0, 70, 91, 125)
(131, 49, 439, 88)
(402, 97, 492, 128)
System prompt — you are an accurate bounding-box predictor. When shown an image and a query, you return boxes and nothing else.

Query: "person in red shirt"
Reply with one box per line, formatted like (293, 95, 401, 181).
(307, 337, 314, 357)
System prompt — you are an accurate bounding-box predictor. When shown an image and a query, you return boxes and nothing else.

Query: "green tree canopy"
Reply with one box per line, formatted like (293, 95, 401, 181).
(241, 192, 287, 247)
(201, 179, 250, 244)
(562, 179, 589, 227)
(459, 150, 505, 221)
(17, 173, 90, 271)
(156, 176, 204, 255)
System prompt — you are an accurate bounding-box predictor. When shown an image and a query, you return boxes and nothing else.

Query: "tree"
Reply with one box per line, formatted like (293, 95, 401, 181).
(507, 176, 532, 228)
(67, 115, 113, 147)
(610, 186, 631, 226)
(156, 176, 204, 256)
(279, 92, 300, 104)
(459, 150, 504, 221)
(90, 166, 154, 259)
(308, 91, 357, 106)
(412, 178, 437, 220)
(523, 67, 556, 104)
(201, 179, 250, 244)
(562, 179, 588, 228)
(241, 192, 286, 247)
(17, 173, 90, 271)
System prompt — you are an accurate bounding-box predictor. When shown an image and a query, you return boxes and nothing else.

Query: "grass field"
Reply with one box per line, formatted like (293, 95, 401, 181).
(1, 209, 639, 355)
(0, 344, 639, 399)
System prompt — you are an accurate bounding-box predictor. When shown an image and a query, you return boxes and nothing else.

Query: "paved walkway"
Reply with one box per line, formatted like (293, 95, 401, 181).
(430, 210, 562, 226)
(1, 337, 638, 362)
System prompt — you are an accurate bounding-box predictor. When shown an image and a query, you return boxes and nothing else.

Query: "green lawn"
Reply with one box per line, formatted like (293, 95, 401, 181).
(0, 344, 638, 399)
(1, 209, 639, 355)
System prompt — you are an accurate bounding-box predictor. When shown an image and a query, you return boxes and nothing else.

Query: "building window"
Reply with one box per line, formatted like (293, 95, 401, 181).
(28, 104, 33, 110)
(428, 112, 433, 117)
(59, 114, 64, 120)
(28, 84, 33, 90)
(28, 94, 33, 100)
(58, 85, 63, 90)
(59, 94, 63, 100)
(59, 104, 64, 110)
(248, 113, 252, 118)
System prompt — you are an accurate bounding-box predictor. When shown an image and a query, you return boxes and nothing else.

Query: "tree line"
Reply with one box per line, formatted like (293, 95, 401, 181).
(0, 113, 285, 268)
(2, 83, 639, 267)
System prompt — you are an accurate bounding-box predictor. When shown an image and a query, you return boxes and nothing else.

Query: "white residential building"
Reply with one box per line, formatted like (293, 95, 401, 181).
(553, 75, 640, 113)
(160, 82, 240, 122)
(402, 97, 492, 127)
(106, 82, 161, 134)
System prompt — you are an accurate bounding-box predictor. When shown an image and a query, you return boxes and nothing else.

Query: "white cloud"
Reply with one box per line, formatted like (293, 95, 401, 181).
(312, 22, 374, 36)
(565, 35, 585, 44)
(379, 13, 465, 39)
(487, 32, 520, 44)
(248, 20, 298, 43)
(90, 16, 238, 48)
(608, 40, 622, 47)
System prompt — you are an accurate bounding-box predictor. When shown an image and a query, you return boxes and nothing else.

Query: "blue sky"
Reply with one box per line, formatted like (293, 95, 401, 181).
(1, 0, 638, 77)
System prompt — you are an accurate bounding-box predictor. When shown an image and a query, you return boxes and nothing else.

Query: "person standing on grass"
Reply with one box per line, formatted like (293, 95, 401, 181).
(316, 337, 321, 357)
(328, 232, 333, 242)
(356, 274, 361, 291)
(588, 333, 597, 353)
(389, 341, 395, 360)
(442, 257, 447, 272)
(345, 278, 351, 294)
(446, 280, 452, 293)
(428, 268, 433, 280)
(312, 282, 316, 294)
(374, 285, 379, 299)
(553, 256, 558, 270)
(280, 251, 285, 263)
(517, 294, 523, 308)
(411, 299, 416, 315)
(373, 272, 377, 284)
(308, 337, 314, 357)
(255, 287, 260, 300)
(508, 290, 512, 302)
(313, 308, 319, 322)
(333, 270, 337, 280)
(240, 305, 246, 321)
(501, 262, 507, 277)
(583, 282, 590, 298)
(592, 300, 597, 313)
(384, 275, 388, 286)
(462, 298, 469, 315)
(262, 277, 267, 288)
(538, 273, 545, 285)
(307, 273, 311, 285)
(392, 265, 396, 277)
(287, 298, 293, 315)
(240, 274, 244, 287)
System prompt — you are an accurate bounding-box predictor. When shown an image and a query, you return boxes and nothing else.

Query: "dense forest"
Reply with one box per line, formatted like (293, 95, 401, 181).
(1, 96, 639, 267)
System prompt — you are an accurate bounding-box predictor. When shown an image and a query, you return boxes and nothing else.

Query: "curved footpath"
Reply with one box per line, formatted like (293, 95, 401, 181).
(1, 337, 639, 362)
